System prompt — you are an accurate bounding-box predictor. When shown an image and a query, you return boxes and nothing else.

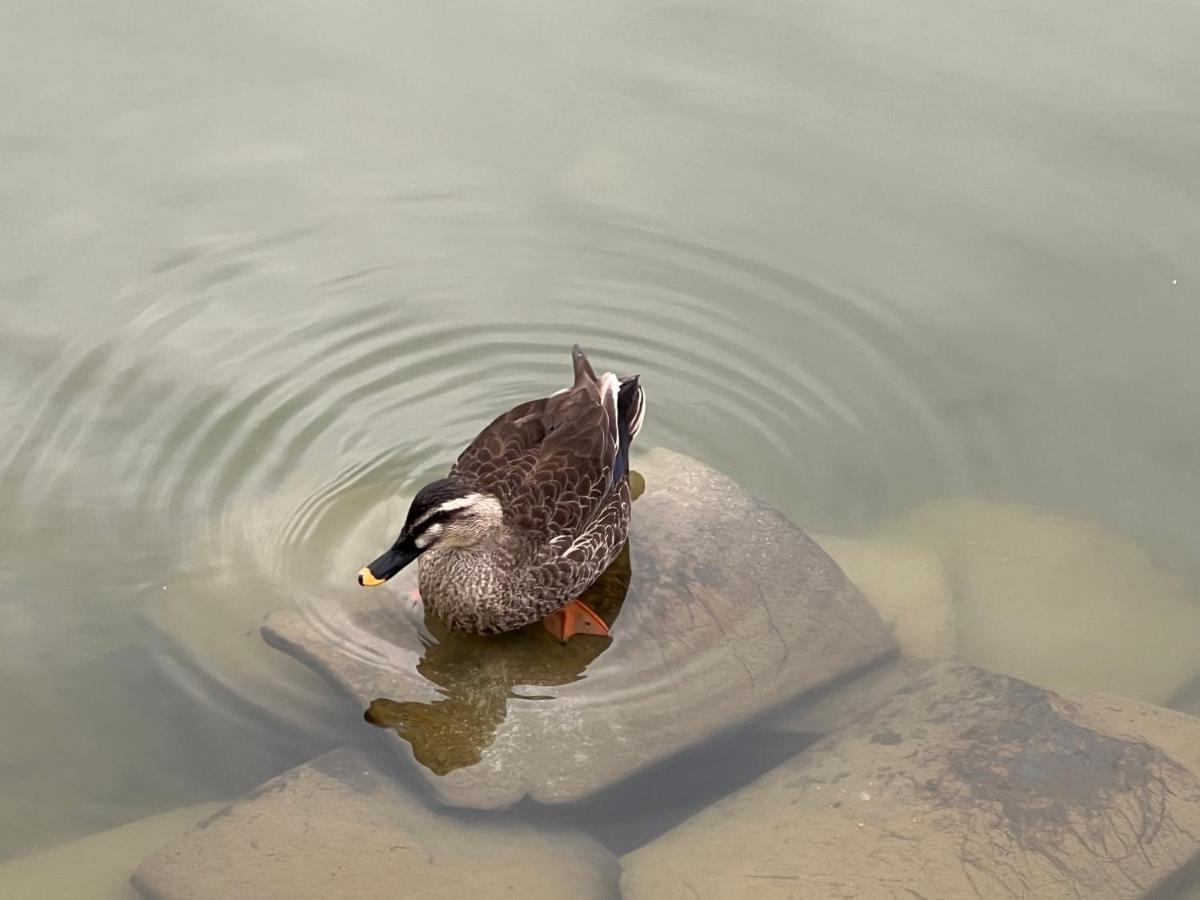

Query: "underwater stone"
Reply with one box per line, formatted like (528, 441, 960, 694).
(1055, 688, 1200, 778)
(771, 657, 927, 736)
(621, 663, 1200, 900)
(132, 747, 617, 900)
(879, 498, 1200, 703)
(0, 802, 222, 900)
(878, 501, 1200, 705)
(262, 447, 895, 809)
(143, 578, 356, 746)
(816, 535, 956, 661)
(1178, 683, 1200, 719)
(0, 644, 263, 861)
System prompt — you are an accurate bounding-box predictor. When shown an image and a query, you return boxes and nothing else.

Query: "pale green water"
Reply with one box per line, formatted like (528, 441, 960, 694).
(2, 0, 1200, 887)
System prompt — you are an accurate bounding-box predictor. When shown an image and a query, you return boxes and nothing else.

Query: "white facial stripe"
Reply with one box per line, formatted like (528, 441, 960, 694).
(465, 494, 503, 520)
(435, 494, 487, 514)
(413, 493, 486, 528)
(410, 489, 499, 532)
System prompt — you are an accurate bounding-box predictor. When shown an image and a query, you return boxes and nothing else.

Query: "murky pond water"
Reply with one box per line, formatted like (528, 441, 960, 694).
(3, 0, 1200, 893)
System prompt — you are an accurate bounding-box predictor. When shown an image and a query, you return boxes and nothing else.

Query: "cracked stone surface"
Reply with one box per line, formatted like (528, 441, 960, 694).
(262, 447, 896, 808)
(621, 663, 1200, 900)
(132, 747, 617, 900)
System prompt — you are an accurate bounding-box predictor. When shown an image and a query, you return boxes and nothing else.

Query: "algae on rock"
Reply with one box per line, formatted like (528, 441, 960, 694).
(622, 663, 1200, 900)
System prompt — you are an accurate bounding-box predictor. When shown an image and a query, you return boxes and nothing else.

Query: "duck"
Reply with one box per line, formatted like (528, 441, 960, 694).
(358, 345, 645, 641)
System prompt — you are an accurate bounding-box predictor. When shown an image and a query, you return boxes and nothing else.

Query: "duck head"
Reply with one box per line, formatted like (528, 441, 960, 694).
(358, 479, 503, 587)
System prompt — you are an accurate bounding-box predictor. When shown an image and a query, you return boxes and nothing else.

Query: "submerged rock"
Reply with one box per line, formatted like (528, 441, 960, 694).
(880, 498, 1200, 703)
(765, 536, 957, 736)
(144, 590, 351, 744)
(0, 645, 260, 861)
(1178, 679, 1200, 718)
(0, 802, 222, 900)
(263, 447, 895, 808)
(816, 535, 956, 661)
(771, 657, 928, 736)
(1056, 688, 1200, 777)
(361, 543, 635, 777)
(622, 663, 1200, 900)
(132, 747, 616, 900)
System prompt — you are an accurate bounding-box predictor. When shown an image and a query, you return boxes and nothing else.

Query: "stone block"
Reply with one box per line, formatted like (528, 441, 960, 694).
(263, 448, 896, 808)
(622, 663, 1200, 899)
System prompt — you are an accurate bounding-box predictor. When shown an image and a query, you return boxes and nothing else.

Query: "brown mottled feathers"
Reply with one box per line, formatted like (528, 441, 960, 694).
(450, 374, 620, 541)
(403, 345, 643, 633)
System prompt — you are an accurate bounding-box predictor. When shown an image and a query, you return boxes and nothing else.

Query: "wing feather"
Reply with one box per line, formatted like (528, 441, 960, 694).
(450, 365, 621, 541)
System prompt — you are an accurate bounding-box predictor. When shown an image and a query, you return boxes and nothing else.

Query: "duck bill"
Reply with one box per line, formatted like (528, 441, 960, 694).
(358, 542, 420, 587)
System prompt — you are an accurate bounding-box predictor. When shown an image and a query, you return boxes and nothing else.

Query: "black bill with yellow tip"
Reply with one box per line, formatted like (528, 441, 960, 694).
(358, 539, 421, 587)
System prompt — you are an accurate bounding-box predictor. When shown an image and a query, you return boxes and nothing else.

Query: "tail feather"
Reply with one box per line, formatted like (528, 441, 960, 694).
(569, 344, 645, 481)
(615, 375, 645, 480)
(619, 374, 645, 442)
(571, 344, 598, 388)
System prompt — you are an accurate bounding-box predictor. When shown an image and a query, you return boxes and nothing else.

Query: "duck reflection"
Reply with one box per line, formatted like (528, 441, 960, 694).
(364, 543, 632, 775)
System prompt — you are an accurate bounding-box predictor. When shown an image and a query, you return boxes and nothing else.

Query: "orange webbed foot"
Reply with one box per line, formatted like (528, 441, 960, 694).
(543, 599, 610, 643)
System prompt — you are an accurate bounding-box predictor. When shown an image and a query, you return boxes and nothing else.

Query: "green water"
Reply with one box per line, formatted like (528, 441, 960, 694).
(2, 0, 1200, 890)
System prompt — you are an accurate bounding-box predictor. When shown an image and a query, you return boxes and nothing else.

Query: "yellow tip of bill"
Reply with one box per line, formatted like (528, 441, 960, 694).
(358, 567, 386, 587)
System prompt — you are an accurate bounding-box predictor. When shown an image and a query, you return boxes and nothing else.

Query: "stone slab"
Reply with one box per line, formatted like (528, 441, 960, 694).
(1171, 672, 1200, 719)
(132, 747, 616, 900)
(880, 499, 1200, 702)
(0, 802, 223, 900)
(0, 646, 252, 860)
(263, 447, 896, 808)
(771, 658, 928, 736)
(1056, 688, 1200, 776)
(142, 575, 356, 746)
(816, 535, 956, 660)
(621, 663, 1200, 900)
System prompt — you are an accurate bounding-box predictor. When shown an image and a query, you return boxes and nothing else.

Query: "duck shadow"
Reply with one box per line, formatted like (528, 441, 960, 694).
(364, 543, 632, 775)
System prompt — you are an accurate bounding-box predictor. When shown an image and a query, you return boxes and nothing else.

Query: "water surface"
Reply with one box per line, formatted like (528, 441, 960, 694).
(2, 0, 1200, 885)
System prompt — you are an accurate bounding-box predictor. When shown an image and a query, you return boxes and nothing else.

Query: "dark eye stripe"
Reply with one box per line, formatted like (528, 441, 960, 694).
(411, 506, 466, 536)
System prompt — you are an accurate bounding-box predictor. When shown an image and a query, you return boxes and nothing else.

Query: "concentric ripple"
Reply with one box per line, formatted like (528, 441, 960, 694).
(0, 198, 980, 727)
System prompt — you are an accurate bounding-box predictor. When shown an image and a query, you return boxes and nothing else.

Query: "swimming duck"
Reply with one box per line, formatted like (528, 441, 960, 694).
(358, 345, 645, 641)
